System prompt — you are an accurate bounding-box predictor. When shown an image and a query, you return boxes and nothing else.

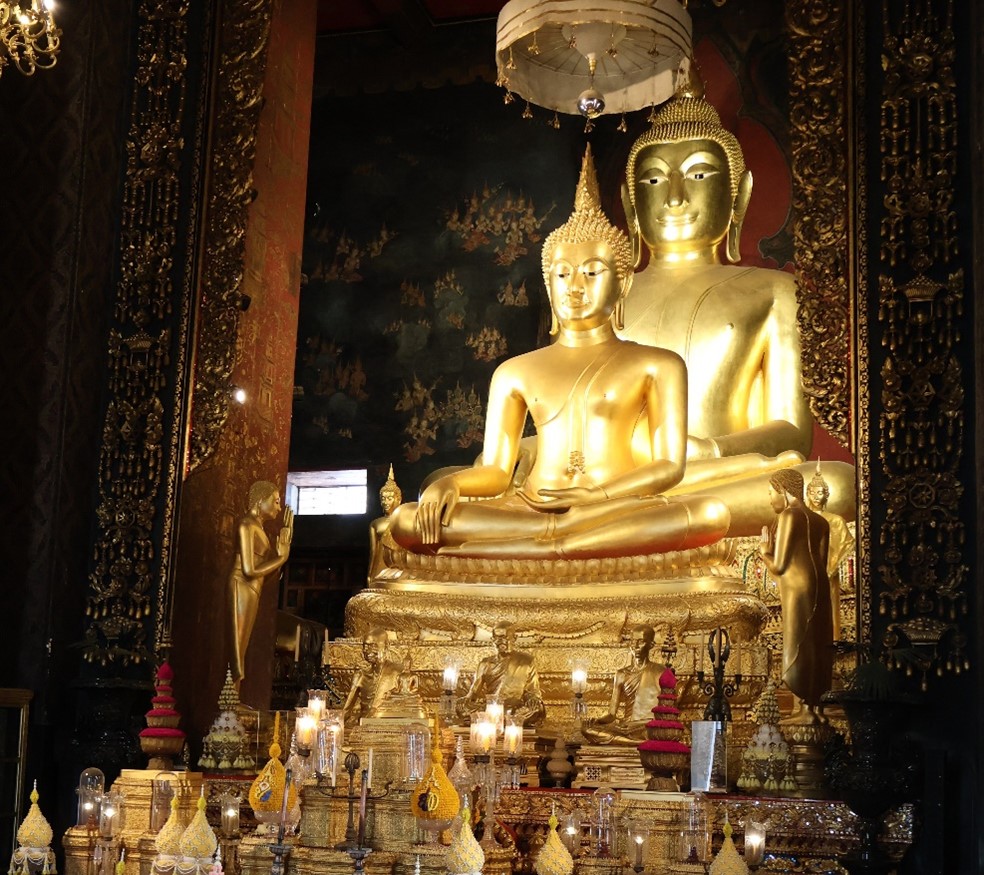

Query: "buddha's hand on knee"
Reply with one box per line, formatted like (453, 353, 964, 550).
(519, 485, 608, 512)
(416, 478, 460, 544)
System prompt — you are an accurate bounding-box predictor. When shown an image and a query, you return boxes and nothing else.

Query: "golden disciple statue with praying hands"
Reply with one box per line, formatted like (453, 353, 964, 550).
(228, 480, 293, 685)
(760, 468, 834, 709)
(388, 146, 730, 560)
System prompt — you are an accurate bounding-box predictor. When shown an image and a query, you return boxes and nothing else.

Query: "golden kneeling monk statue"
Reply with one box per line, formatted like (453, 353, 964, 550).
(581, 625, 666, 745)
(760, 469, 834, 708)
(618, 73, 854, 536)
(457, 623, 545, 727)
(388, 146, 730, 560)
(228, 481, 293, 685)
(343, 627, 405, 723)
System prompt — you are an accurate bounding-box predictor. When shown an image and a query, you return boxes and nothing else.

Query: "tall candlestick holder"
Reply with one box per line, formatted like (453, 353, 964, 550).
(319, 753, 390, 851)
(267, 768, 293, 875)
(695, 627, 742, 723)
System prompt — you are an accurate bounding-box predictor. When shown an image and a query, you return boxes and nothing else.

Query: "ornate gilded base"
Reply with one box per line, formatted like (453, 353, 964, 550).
(345, 577, 768, 642)
(572, 744, 648, 790)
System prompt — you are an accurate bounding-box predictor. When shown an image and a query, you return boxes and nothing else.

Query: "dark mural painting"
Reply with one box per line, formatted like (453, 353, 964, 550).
(293, 5, 794, 499)
(293, 83, 586, 492)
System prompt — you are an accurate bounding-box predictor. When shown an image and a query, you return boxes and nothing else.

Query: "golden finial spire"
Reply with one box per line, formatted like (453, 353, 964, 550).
(572, 144, 602, 216)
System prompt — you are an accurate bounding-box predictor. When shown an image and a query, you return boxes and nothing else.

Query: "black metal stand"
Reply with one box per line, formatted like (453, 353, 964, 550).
(696, 627, 742, 723)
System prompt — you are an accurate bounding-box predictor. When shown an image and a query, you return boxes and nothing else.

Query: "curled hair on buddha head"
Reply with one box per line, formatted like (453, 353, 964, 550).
(769, 468, 805, 503)
(542, 144, 634, 299)
(625, 67, 746, 207)
(248, 480, 278, 511)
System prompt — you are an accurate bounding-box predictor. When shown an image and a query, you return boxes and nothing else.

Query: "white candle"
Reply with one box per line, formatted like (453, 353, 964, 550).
(442, 665, 459, 692)
(366, 748, 374, 789)
(487, 700, 504, 734)
(744, 821, 766, 866)
(294, 634, 300, 662)
(571, 667, 587, 694)
(503, 722, 522, 756)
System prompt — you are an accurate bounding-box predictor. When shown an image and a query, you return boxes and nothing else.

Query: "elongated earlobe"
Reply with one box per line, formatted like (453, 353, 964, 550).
(549, 309, 559, 336)
(621, 182, 643, 270)
(612, 297, 625, 331)
(726, 169, 753, 264)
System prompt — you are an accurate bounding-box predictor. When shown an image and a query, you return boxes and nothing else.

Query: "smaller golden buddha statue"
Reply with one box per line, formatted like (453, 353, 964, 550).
(369, 653, 429, 721)
(387, 144, 730, 560)
(760, 469, 833, 709)
(228, 480, 293, 685)
(342, 626, 405, 723)
(581, 625, 666, 745)
(458, 623, 545, 727)
(805, 461, 855, 640)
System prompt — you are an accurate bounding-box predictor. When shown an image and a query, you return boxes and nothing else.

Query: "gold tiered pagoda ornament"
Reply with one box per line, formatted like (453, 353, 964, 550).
(737, 678, 796, 795)
(445, 806, 483, 875)
(534, 813, 573, 875)
(248, 713, 298, 833)
(199, 667, 252, 770)
(9, 782, 56, 875)
(139, 662, 187, 770)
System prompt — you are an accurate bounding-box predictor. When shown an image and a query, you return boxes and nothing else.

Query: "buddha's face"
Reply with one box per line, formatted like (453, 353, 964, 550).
(806, 484, 827, 511)
(548, 240, 621, 330)
(633, 138, 732, 255)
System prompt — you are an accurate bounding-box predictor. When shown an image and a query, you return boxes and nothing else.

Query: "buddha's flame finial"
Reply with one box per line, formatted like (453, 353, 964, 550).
(573, 144, 602, 216)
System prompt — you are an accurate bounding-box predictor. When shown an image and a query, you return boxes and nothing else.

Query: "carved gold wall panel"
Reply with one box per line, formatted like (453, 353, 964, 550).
(875, 0, 968, 687)
(85, 0, 274, 665)
(786, 0, 852, 448)
(84, 0, 193, 666)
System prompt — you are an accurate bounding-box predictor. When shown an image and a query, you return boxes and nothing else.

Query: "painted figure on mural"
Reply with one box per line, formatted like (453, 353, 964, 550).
(759, 469, 834, 708)
(618, 68, 854, 534)
(581, 625, 667, 745)
(228, 480, 293, 686)
(387, 145, 731, 560)
(458, 622, 546, 727)
(805, 460, 856, 640)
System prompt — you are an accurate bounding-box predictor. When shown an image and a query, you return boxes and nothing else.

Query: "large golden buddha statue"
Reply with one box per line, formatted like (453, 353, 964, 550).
(618, 75, 854, 536)
(388, 146, 729, 560)
(348, 146, 767, 642)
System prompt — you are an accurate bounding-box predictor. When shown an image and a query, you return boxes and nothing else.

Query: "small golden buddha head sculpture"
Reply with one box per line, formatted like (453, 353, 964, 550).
(541, 144, 633, 332)
(806, 461, 830, 511)
(625, 70, 752, 264)
(379, 463, 403, 516)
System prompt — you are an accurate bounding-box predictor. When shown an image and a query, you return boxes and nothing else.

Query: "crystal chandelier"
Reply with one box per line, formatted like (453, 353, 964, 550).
(1, 0, 60, 78)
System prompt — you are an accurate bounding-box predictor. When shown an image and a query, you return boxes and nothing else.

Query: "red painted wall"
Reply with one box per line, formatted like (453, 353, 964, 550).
(172, 0, 317, 746)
